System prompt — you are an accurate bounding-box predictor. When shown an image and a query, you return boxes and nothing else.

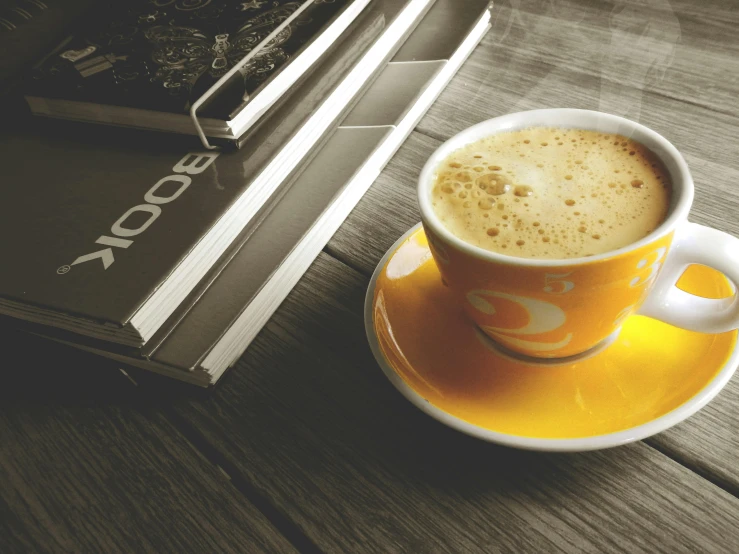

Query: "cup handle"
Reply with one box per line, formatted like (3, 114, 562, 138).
(638, 222, 739, 333)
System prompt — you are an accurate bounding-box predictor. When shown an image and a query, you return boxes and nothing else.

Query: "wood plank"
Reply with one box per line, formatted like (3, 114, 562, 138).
(482, 0, 739, 117)
(165, 252, 739, 553)
(649, 395, 739, 498)
(0, 331, 296, 554)
(325, 129, 739, 494)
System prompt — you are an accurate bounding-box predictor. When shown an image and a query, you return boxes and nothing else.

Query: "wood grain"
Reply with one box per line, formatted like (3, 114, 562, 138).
(0, 331, 296, 554)
(162, 252, 739, 554)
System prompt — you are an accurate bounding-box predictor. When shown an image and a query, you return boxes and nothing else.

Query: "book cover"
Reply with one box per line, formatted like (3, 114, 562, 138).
(23, 0, 357, 126)
(0, 0, 383, 344)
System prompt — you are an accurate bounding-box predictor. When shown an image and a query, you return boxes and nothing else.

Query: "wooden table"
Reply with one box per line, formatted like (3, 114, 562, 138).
(3, 1, 739, 552)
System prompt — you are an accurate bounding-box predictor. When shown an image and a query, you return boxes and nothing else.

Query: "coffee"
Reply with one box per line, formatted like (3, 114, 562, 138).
(430, 127, 671, 259)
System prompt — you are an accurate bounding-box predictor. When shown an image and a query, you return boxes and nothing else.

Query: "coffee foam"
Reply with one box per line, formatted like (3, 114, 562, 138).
(430, 127, 671, 259)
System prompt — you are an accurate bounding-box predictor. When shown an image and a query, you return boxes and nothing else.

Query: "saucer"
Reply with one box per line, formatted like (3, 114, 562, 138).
(365, 224, 738, 451)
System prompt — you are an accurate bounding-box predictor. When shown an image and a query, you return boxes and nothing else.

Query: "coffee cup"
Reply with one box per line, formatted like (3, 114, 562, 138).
(418, 109, 739, 359)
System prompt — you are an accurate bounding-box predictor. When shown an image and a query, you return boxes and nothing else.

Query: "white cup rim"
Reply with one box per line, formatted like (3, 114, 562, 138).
(417, 109, 694, 267)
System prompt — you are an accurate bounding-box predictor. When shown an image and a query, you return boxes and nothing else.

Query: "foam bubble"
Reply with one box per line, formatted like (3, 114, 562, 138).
(514, 185, 533, 197)
(476, 173, 510, 195)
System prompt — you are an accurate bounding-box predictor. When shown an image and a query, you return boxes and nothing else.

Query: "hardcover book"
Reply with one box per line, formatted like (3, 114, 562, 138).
(23, 0, 369, 143)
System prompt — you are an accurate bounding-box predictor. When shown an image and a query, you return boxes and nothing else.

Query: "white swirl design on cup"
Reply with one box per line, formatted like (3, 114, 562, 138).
(467, 289, 567, 335)
(630, 247, 666, 288)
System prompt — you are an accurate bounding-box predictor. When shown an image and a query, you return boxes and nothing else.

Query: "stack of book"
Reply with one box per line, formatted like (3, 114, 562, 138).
(0, 0, 492, 386)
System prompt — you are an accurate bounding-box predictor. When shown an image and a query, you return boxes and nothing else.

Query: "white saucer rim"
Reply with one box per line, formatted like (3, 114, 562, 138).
(364, 222, 739, 452)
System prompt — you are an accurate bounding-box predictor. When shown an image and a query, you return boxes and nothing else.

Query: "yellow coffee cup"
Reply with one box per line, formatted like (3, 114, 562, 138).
(418, 109, 739, 359)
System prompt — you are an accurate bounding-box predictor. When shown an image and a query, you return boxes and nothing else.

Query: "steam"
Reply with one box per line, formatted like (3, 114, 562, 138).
(473, 0, 681, 123)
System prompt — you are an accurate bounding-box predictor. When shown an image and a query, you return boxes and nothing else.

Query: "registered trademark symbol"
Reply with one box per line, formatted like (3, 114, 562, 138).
(57, 265, 71, 275)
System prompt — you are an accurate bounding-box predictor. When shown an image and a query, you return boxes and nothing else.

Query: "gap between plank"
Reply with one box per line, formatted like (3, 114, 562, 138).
(323, 244, 374, 277)
(163, 408, 324, 554)
(644, 439, 739, 499)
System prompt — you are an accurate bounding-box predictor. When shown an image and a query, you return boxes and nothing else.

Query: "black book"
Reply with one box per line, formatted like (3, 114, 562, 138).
(23, 0, 369, 144)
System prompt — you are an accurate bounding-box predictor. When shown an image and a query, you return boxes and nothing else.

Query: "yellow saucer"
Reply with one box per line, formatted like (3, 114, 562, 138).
(365, 224, 738, 451)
